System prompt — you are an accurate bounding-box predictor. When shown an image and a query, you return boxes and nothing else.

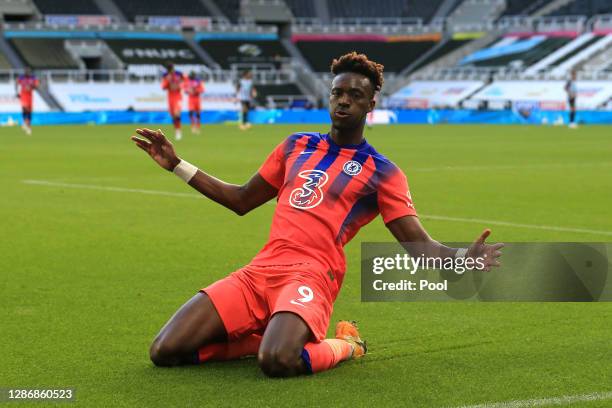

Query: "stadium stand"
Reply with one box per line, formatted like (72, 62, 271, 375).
(328, 0, 406, 19)
(460, 35, 572, 68)
(254, 83, 311, 108)
(0, 50, 12, 69)
(115, 0, 211, 21)
(447, 0, 505, 28)
(412, 37, 473, 71)
(9, 38, 80, 69)
(548, 0, 612, 17)
(284, 0, 317, 18)
(500, 0, 536, 16)
(402, 0, 445, 23)
(31, 0, 102, 15)
(212, 0, 240, 22)
(295, 37, 439, 72)
(198, 38, 290, 69)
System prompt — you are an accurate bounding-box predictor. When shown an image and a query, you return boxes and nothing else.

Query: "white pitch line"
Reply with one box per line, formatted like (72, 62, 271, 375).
(454, 391, 612, 408)
(421, 214, 612, 237)
(411, 162, 612, 173)
(22, 179, 202, 199)
(22, 179, 612, 237)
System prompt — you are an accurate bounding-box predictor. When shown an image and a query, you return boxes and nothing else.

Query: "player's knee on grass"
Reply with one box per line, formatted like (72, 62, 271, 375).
(149, 335, 195, 367)
(257, 345, 305, 377)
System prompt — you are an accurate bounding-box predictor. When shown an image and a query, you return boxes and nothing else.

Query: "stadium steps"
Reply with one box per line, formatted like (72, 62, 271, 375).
(397, 36, 453, 78)
(0, 51, 11, 69)
(581, 42, 612, 72)
(93, 0, 127, 22)
(280, 38, 329, 102)
(410, 31, 500, 75)
(548, 35, 602, 67)
(524, 33, 595, 75)
(447, 0, 506, 28)
(470, 37, 570, 67)
(10, 38, 82, 69)
(550, 34, 612, 76)
(199, 0, 226, 19)
(408, 37, 473, 74)
(431, 0, 463, 21)
(0, 35, 24, 68)
(314, 0, 331, 23)
(284, 0, 318, 18)
(530, 0, 574, 17)
(183, 34, 220, 69)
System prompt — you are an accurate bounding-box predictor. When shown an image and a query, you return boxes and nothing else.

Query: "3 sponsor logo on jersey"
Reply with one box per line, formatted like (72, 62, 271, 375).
(342, 160, 362, 176)
(289, 170, 328, 209)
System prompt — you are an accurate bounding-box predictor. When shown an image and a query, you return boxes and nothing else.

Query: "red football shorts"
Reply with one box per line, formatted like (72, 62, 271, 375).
(202, 263, 334, 342)
(167, 95, 182, 116)
(20, 95, 33, 110)
(188, 97, 201, 112)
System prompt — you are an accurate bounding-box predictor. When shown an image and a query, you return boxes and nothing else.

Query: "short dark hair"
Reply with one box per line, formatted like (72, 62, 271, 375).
(330, 52, 384, 93)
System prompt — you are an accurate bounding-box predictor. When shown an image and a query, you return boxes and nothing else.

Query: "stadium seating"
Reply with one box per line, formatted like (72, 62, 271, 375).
(32, 0, 102, 15)
(212, 0, 240, 22)
(198, 39, 289, 69)
(460, 36, 571, 68)
(549, 0, 612, 17)
(547, 35, 603, 67)
(115, 0, 211, 21)
(284, 0, 317, 18)
(254, 83, 307, 107)
(402, 0, 445, 23)
(412, 38, 473, 71)
(9, 38, 80, 69)
(500, 0, 534, 16)
(328, 0, 406, 19)
(295, 39, 438, 72)
(0, 50, 11, 69)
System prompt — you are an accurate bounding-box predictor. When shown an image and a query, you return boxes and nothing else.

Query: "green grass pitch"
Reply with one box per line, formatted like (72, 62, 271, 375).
(1, 123, 611, 407)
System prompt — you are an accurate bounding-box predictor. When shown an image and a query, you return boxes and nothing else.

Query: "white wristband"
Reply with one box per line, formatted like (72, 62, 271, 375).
(172, 159, 198, 183)
(455, 248, 468, 259)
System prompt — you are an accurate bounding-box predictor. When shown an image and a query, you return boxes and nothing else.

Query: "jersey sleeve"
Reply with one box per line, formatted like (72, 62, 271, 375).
(257, 139, 288, 190)
(161, 77, 169, 90)
(377, 166, 417, 224)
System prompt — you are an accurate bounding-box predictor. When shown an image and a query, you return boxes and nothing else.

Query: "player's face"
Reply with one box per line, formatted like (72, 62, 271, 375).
(329, 73, 374, 129)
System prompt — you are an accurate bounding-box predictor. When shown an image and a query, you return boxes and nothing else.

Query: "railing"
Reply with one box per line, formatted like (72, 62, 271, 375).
(0, 68, 297, 85)
(534, 15, 586, 33)
(2, 19, 277, 34)
(265, 94, 316, 109)
(412, 66, 612, 81)
(331, 17, 423, 27)
(590, 14, 612, 31)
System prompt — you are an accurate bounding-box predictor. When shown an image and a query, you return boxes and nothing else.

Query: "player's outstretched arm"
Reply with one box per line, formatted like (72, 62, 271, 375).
(386, 216, 504, 271)
(131, 128, 277, 215)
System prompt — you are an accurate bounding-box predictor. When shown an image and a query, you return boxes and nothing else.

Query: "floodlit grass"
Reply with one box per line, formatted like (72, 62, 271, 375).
(1, 123, 611, 407)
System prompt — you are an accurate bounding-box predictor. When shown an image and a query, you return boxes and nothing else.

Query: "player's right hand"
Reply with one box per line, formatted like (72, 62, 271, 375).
(131, 128, 181, 171)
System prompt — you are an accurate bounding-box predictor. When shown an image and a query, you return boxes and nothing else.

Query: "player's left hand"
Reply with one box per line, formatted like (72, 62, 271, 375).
(466, 229, 504, 272)
(131, 128, 180, 171)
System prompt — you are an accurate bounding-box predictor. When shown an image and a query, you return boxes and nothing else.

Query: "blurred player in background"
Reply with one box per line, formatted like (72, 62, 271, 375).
(132, 52, 503, 378)
(15, 67, 39, 135)
(184, 71, 205, 134)
(565, 70, 578, 129)
(236, 71, 256, 130)
(161, 63, 185, 140)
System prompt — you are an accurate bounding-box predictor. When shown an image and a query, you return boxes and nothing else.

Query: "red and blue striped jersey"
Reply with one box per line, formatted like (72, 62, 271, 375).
(253, 132, 416, 295)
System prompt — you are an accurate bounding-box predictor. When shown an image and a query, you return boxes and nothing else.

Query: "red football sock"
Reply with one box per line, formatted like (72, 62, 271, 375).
(173, 117, 181, 129)
(198, 334, 262, 363)
(302, 339, 353, 373)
